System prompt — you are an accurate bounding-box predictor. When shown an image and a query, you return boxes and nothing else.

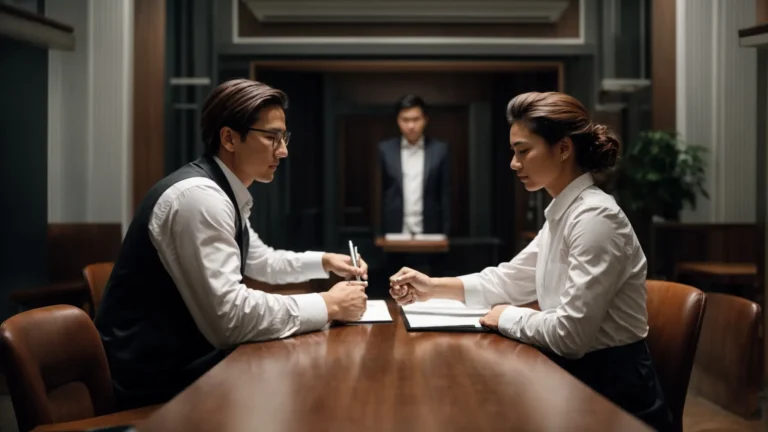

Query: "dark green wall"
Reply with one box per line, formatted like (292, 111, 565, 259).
(0, 36, 49, 319)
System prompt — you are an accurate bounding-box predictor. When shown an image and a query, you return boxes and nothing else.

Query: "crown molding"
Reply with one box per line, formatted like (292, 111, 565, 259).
(739, 23, 768, 49)
(0, 3, 74, 50)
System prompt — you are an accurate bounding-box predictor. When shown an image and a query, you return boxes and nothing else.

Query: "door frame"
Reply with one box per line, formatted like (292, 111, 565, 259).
(249, 60, 565, 252)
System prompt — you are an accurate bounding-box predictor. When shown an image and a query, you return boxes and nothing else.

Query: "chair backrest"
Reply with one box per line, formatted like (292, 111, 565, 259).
(645, 280, 707, 432)
(0, 305, 115, 431)
(689, 293, 762, 418)
(82, 262, 114, 316)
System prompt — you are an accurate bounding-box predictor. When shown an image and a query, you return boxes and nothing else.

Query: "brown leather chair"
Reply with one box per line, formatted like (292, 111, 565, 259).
(689, 293, 762, 418)
(0, 305, 115, 431)
(646, 280, 707, 432)
(82, 261, 114, 316)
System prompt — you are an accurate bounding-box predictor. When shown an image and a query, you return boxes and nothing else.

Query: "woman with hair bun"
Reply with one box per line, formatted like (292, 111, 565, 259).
(389, 92, 672, 431)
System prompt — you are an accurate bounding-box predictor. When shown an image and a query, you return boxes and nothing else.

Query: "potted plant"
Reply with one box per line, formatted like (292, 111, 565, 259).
(614, 130, 709, 249)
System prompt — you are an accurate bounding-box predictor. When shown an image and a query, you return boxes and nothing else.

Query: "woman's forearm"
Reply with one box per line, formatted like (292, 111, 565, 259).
(431, 278, 539, 309)
(431, 277, 466, 302)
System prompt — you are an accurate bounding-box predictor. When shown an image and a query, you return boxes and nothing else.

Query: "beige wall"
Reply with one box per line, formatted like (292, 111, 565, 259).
(47, 0, 134, 232)
(677, 0, 757, 224)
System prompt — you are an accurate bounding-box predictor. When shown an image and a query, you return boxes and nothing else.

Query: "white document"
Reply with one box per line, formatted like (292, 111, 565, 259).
(413, 233, 447, 241)
(401, 299, 489, 329)
(404, 314, 483, 328)
(384, 233, 413, 241)
(349, 300, 393, 324)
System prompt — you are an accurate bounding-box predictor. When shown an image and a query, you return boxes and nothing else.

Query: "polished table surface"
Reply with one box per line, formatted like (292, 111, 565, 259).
(136, 302, 651, 432)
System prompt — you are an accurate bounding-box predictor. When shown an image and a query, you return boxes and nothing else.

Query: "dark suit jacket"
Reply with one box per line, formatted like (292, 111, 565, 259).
(378, 137, 450, 234)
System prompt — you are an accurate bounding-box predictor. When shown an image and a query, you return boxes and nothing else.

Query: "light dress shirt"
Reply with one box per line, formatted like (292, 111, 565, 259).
(459, 173, 649, 359)
(401, 136, 425, 234)
(148, 156, 330, 349)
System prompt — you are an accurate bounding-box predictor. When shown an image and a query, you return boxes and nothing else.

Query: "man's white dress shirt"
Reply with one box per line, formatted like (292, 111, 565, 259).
(148, 156, 330, 349)
(459, 173, 649, 359)
(401, 136, 425, 234)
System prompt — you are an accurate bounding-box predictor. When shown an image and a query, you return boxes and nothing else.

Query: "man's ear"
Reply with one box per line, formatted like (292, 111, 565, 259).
(219, 127, 237, 153)
(559, 137, 573, 161)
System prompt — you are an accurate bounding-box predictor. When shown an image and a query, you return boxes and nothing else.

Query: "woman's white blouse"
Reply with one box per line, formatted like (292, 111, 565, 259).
(459, 173, 649, 359)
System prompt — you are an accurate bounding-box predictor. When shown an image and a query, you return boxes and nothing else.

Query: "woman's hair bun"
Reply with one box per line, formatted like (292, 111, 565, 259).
(577, 123, 620, 173)
(506, 92, 621, 173)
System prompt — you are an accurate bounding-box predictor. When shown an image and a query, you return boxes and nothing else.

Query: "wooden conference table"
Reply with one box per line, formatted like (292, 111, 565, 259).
(127, 302, 651, 432)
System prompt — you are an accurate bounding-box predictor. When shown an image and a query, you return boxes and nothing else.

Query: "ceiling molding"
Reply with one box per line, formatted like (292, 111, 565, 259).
(738, 22, 768, 48)
(242, 0, 570, 24)
(0, 3, 74, 50)
(740, 33, 768, 49)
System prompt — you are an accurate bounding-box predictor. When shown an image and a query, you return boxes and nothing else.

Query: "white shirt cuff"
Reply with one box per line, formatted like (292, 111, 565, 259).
(497, 306, 537, 339)
(292, 293, 329, 333)
(458, 274, 486, 308)
(300, 251, 329, 279)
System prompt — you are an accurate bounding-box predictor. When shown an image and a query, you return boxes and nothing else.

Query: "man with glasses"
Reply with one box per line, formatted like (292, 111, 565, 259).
(95, 79, 369, 410)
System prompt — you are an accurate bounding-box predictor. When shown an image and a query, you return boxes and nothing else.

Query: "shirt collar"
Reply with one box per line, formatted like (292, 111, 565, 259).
(213, 156, 253, 211)
(544, 173, 595, 222)
(401, 136, 425, 149)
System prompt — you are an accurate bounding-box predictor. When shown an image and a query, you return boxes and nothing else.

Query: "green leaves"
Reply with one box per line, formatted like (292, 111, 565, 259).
(615, 130, 708, 220)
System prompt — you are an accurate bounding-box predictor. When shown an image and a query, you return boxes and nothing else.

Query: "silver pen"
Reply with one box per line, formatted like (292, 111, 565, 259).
(348, 240, 362, 282)
(355, 246, 360, 278)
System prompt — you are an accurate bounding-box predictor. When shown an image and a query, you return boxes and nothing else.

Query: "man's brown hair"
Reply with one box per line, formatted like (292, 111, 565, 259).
(200, 79, 288, 156)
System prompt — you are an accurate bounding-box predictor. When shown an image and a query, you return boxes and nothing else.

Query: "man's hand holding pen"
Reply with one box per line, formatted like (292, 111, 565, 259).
(322, 253, 369, 280)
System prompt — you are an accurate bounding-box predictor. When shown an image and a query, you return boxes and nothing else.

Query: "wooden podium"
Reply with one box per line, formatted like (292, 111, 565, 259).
(374, 236, 449, 253)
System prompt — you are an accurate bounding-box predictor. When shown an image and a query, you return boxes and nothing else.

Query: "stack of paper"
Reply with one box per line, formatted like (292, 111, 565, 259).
(413, 233, 447, 241)
(384, 233, 413, 241)
(401, 299, 490, 332)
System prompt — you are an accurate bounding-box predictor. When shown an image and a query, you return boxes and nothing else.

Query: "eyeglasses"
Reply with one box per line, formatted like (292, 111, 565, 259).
(248, 128, 291, 149)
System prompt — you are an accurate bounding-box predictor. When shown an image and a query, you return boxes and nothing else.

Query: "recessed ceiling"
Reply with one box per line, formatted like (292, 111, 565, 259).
(241, 0, 570, 24)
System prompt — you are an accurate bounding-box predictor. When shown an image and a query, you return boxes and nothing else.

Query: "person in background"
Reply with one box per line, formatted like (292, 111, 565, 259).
(378, 94, 450, 237)
(388, 92, 673, 431)
(377, 95, 450, 285)
(96, 79, 369, 410)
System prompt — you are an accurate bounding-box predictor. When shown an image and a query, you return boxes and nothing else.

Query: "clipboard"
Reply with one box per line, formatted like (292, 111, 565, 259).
(399, 306, 491, 333)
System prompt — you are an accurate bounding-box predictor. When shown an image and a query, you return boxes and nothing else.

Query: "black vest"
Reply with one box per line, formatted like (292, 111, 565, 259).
(95, 155, 249, 410)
